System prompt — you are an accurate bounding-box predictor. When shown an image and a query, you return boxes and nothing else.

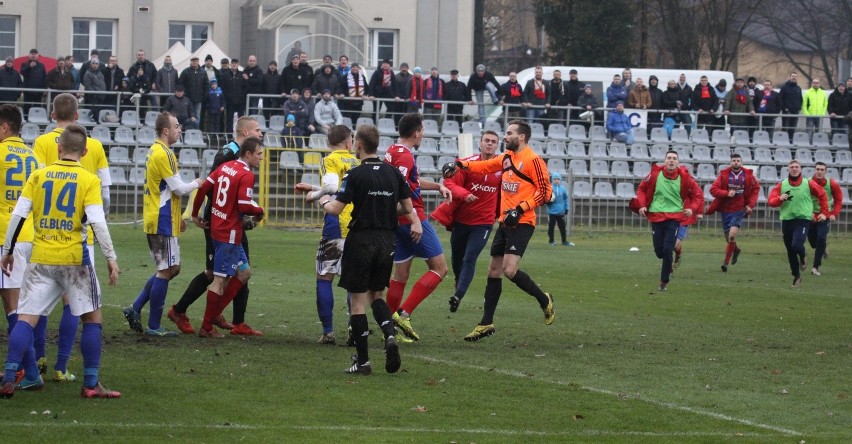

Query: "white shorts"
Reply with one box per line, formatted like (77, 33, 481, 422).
(147, 235, 181, 271)
(316, 238, 344, 276)
(0, 243, 33, 289)
(17, 263, 102, 317)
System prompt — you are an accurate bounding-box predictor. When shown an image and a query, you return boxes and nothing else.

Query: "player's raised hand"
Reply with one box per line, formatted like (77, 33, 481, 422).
(106, 259, 119, 286)
(0, 254, 13, 277)
(294, 182, 314, 193)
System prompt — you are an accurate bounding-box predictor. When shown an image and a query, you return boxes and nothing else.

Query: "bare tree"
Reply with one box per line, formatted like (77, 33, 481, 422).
(653, 0, 703, 69)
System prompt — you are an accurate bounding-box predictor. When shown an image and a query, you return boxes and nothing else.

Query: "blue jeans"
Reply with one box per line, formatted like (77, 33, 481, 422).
(450, 223, 493, 299)
(613, 128, 635, 145)
(474, 86, 499, 125)
(782, 219, 811, 278)
(526, 107, 546, 124)
(651, 219, 680, 284)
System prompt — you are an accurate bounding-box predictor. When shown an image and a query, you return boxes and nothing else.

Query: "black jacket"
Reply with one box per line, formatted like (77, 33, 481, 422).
(691, 83, 718, 112)
(0, 66, 22, 102)
(368, 68, 398, 99)
(20, 60, 47, 89)
(279, 65, 310, 95)
(565, 79, 583, 106)
(467, 71, 500, 92)
(130, 60, 158, 87)
(263, 69, 281, 95)
(548, 79, 568, 106)
(779, 80, 803, 113)
(105, 66, 125, 92)
(243, 65, 265, 95)
(179, 66, 209, 104)
(221, 69, 246, 105)
(444, 79, 470, 102)
(828, 90, 851, 117)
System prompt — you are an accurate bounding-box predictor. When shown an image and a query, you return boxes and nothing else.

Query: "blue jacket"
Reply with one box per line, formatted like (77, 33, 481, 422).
(606, 82, 627, 105)
(206, 87, 224, 113)
(548, 174, 569, 215)
(606, 109, 632, 134)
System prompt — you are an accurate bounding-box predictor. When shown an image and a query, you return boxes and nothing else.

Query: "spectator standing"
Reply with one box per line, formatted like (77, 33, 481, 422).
(279, 54, 308, 99)
(827, 82, 850, 137)
(622, 68, 634, 93)
(756, 80, 781, 137)
(313, 55, 337, 79)
(576, 84, 599, 128)
(298, 52, 314, 88)
(499, 72, 524, 119)
(407, 67, 425, 113)
(78, 50, 106, 85)
(368, 59, 397, 115)
(467, 64, 501, 125)
(627, 77, 651, 109)
(130, 49, 157, 109)
(46, 57, 74, 91)
(0, 57, 22, 103)
(205, 79, 224, 133)
(547, 172, 572, 246)
(605, 74, 627, 106)
(130, 66, 152, 112)
(802, 78, 828, 137)
(221, 59, 246, 134)
(314, 89, 343, 134)
(711, 79, 728, 130)
(311, 64, 340, 104)
(422, 67, 445, 120)
(286, 42, 302, 64)
(262, 61, 281, 121)
(675, 73, 694, 132)
(444, 69, 470, 125)
(338, 62, 369, 122)
(155, 55, 179, 98)
(779, 72, 803, 138)
(163, 85, 199, 130)
(242, 55, 264, 115)
(566, 69, 583, 125)
(522, 66, 548, 124)
(104, 56, 125, 93)
(691, 76, 718, 130)
(547, 69, 568, 123)
(393, 63, 412, 125)
(20, 49, 47, 113)
(647, 75, 664, 134)
(746, 76, 761, 137)
(606, 101, 634, 145)
(202, 55, 220, 84)
(81, 59, 106, 110)
(337, 55, 351, 80)
(65, 56, 80, 91)
(724, 78, 755, 136)
(179, 57, 208, 125)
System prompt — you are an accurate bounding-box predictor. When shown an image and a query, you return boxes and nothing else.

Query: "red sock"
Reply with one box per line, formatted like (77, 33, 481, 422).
(400, 271, 444, 315)
(201, 290, 220, 331)
(386, 279, 406, 313)
(217, 278, 245, 316)
(674, 245, 682, 255)
(731, 241, 738, 252)
(724, 242, 734, 263)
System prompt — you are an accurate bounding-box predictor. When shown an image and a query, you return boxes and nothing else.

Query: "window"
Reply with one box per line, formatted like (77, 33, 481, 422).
(169, 22, 210, 52)
(369, 29, 397, 68)
(72, 19, 115, 62)
(0, 16, 18, 60)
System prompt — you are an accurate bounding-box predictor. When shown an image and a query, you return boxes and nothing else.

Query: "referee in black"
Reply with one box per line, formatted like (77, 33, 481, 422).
(318, 125, 420, 375)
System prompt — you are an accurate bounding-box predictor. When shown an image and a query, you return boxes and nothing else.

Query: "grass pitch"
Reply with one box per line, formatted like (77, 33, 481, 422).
(0, 224, 850, 443)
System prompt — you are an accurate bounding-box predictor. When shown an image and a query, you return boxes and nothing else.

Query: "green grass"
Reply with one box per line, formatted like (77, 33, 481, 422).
(1, 224, 850, 443)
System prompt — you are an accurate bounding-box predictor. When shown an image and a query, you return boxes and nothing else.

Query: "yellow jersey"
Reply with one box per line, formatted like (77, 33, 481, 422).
(33, 127, 110, 245)
(0, 137, 38, 243)
(321, 149, 359, 237)
(143, 140, 182, 236)
(22, 160, 102, 265)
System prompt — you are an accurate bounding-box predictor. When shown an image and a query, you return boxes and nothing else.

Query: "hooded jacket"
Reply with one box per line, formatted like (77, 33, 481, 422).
(779, 80, 803, 113)
(606, 82, 628, 105)
(548, 173, 569, 215)
(802, 87, 828, 116)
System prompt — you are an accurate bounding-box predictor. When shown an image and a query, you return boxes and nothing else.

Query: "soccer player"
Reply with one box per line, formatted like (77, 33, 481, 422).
(318, 125, 414, 375)
(191, 137, 265, 338)
(123, 112, 202, 336)
(806, 162, 842, 276)
(767, 160, 828, 287)
(0, 124, 121, 398)
(383, 113, 451, 341)
(706, 153, 759, 273)
(634, 150, 703, 291)
(672, 166, 704, 270)
(31, 93, 112, 382)
(294, 125, 359, 344)
(0, 105, 38, 386)
(168, 116, 264, 336)
(443, 120, 555, 341)
(431, 131, 500, 313)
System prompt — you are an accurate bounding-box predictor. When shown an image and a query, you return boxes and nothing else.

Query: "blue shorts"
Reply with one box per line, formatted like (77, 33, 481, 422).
(394, 220, 444, 262)
(676, 225, 689, 241)
(212, 240, 249, 277)
(722, 211, 745, 232)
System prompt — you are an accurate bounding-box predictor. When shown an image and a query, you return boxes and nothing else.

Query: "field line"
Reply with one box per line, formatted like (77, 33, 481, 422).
(410, 354, 802, 436)
(0, 421, 772, 437)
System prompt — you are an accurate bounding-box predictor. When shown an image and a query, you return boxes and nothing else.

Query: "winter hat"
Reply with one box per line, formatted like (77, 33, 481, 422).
(615, 100, 624, 106)
(584, 84, 592, 90)
(205, 54, 213, 62)
(287, 114, 296, 122)
(551, 172, 562, 181)
(413, 67, 422, 74)
(210, 78, 218, 84)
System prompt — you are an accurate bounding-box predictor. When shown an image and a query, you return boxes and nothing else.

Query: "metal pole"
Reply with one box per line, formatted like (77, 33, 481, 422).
(132, 97, 141, 229)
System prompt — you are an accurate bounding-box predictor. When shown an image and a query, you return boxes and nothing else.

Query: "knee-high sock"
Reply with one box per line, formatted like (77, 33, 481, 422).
(133, 275, 156, 312)
(33, 315, 47, 360)
(351, 314, 369, 366)
(480, 277, 502, 325)
(201, 290, 220, 331)
(3, 321, 34, 384)
(371, 299, 396, 339)
(5, 312, 17, 335)
(147, 276, 170, 330)
(724, 241, 737, 263)
(386, 279, 406, 313)
(55, 304, 79, 373)
(400, 271, 443, 315)
(217, 278, 245, 316)
(231, 284, 249, 325)
(317, 280, 335, 334)
(509, 270, 549, 308)
(80, 323, 102, 388)
(173, 272, 212, 313)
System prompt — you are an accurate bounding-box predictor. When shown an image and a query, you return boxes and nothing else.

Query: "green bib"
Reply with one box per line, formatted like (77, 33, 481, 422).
(648, 171, 683, 213)
(809, 178, 832, 213)
(780, 178, 813, 220)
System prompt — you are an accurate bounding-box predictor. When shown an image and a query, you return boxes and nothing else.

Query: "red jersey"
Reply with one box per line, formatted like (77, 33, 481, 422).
(707, 167, 759, 215)
(441, 154, 501, 226)
(192, 159, 264, 244)
(384, 143, 425, 224)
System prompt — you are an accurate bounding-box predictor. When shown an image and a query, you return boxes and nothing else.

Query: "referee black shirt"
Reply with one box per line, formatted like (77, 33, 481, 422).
(336, 157, 410, 231)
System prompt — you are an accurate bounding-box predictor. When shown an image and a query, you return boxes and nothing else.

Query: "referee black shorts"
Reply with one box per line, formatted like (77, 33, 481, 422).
(205, 229, 250, 271)
(338, 229, 395, 293)
(490, 223, 535, 257)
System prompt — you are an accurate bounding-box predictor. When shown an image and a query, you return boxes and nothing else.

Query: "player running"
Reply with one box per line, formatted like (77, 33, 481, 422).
(806, 161, 842, 276)
(706, 153, 759, 272)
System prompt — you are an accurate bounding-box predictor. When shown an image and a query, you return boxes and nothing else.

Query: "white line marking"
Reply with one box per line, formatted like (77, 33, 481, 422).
(410, 354, 802, 436)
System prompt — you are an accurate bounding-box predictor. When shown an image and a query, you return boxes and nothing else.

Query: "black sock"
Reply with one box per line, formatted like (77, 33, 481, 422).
(231, 285, 249, 324)
(371, 299, 395, 339)
(351, 314, 369, 365)
(174, 271, 213, 313)
(509, 270, 549, 308)
(480, 277, 502, 325)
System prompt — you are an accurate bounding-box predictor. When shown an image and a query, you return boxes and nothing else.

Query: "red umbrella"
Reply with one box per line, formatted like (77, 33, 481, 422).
(13, 54, 58, 73)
